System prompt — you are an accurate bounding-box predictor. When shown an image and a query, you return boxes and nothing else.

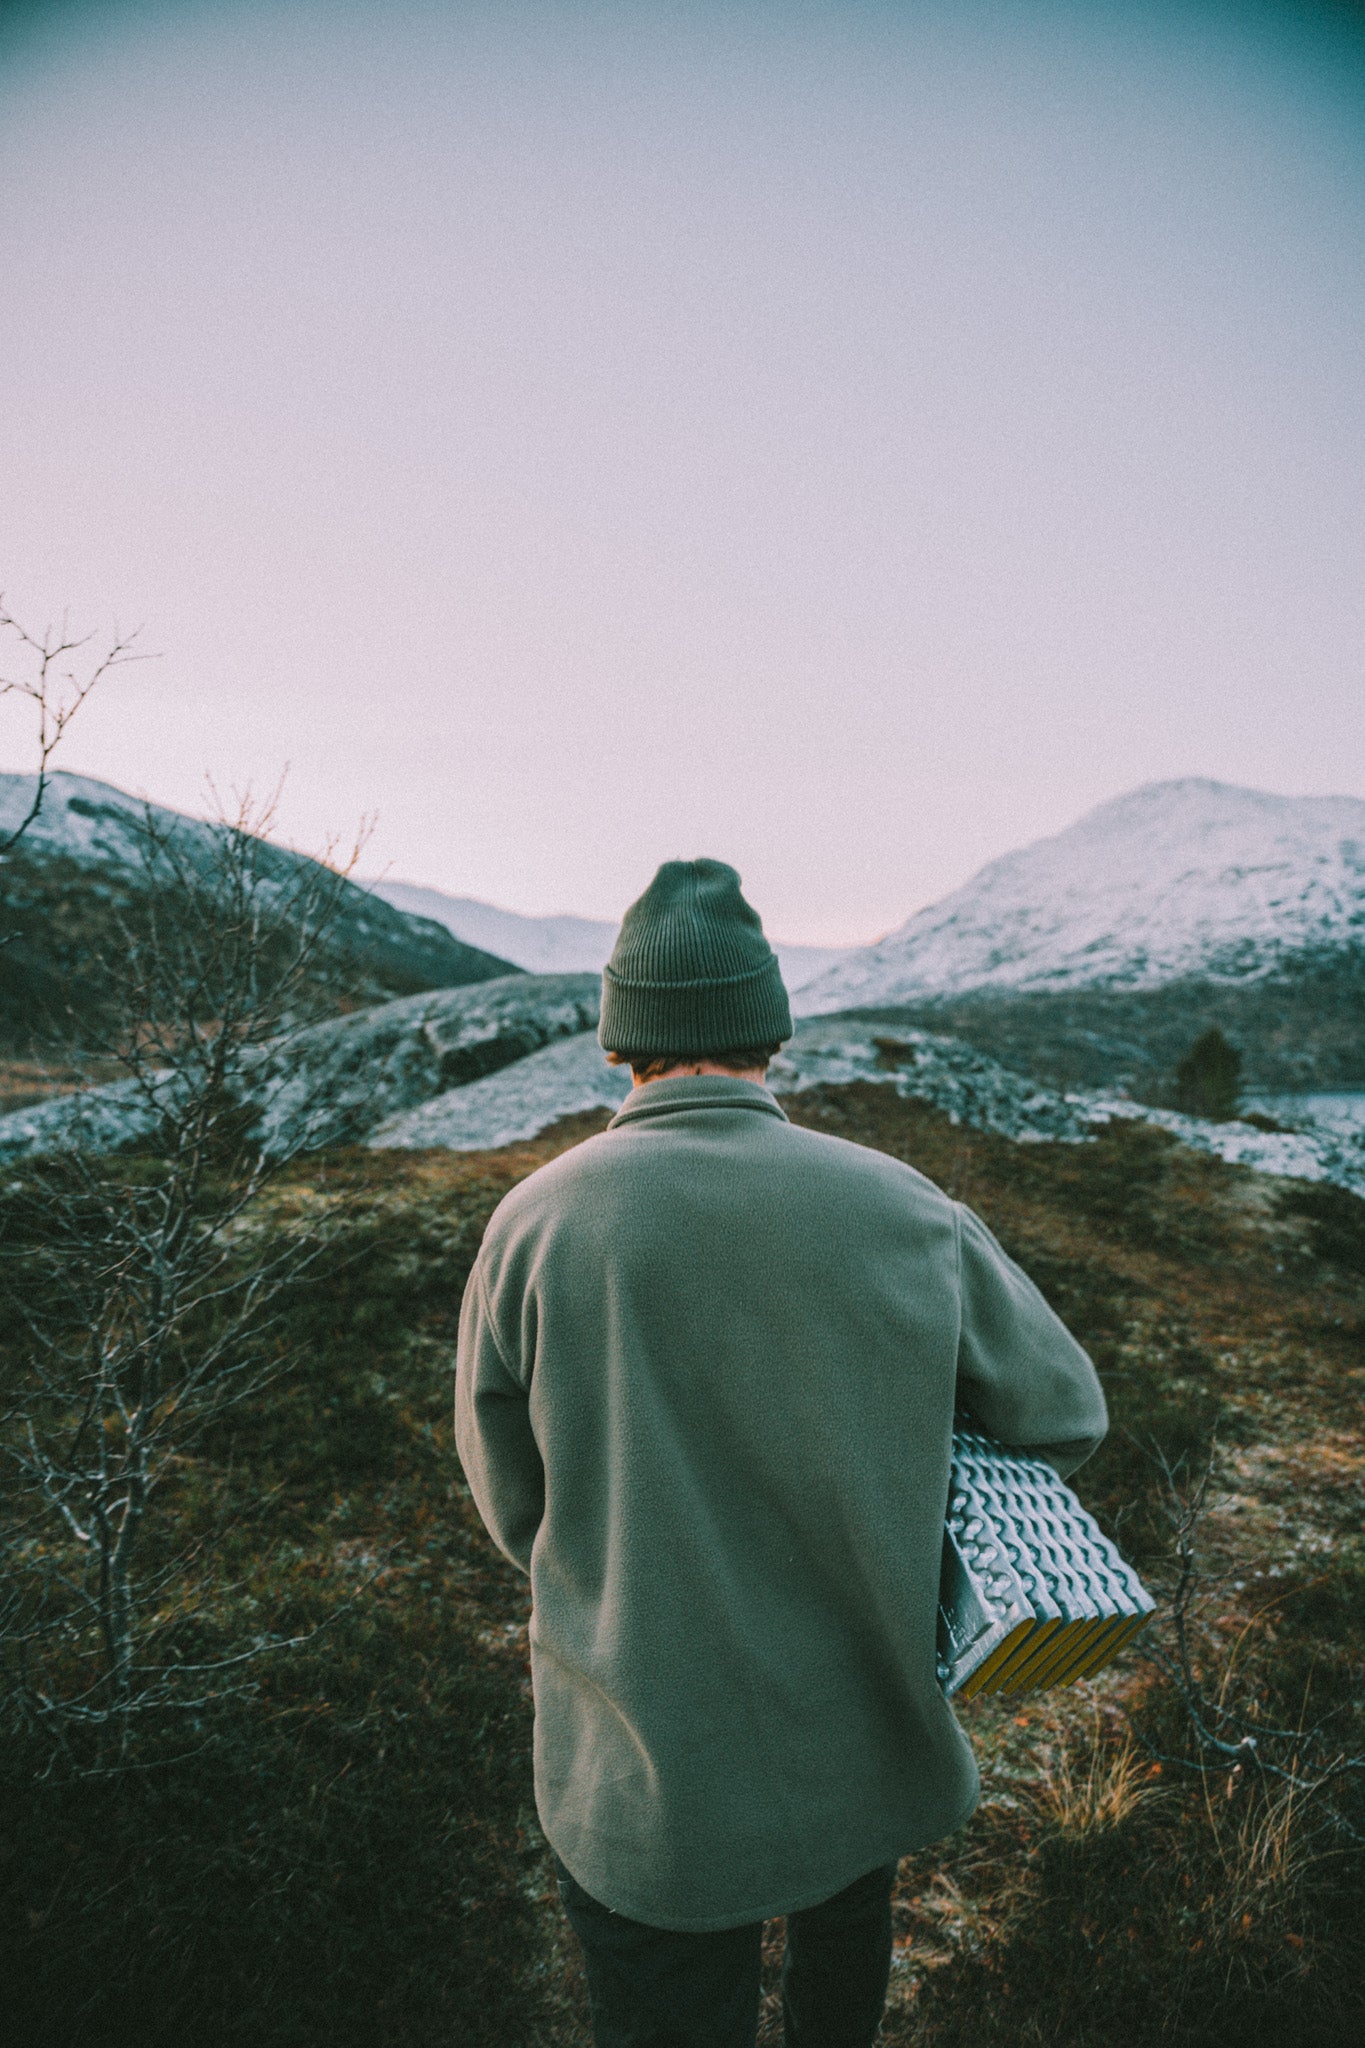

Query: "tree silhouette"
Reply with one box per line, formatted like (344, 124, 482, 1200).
(1173, 1027, 1242, 1121)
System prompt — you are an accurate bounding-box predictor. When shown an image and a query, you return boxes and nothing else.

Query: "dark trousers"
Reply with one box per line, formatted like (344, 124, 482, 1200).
(552, 1852, 898, 2048)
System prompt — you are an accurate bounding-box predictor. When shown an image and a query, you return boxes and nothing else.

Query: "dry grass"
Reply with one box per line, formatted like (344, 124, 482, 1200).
(1028, 1703, 1163, 1841)
(1, 1084, 1361, 2044)
(0, 1055, 115, 1115)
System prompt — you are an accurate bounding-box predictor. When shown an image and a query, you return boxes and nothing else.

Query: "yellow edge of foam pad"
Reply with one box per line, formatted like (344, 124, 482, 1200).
(1033, 1616, 1127, 1692)
(958, 1620, 1037, 1699)
(984, 1617, 1087, 1695)
(1022, 1612, 1142, 1694)
(977, 1616, 1063, 1694)
(987, 1618, 1090, 1695)
(1000, 1616, 1110, 1695)
(957, 1620, 1038, 1700)
(1071, 1610, 1152, 1682)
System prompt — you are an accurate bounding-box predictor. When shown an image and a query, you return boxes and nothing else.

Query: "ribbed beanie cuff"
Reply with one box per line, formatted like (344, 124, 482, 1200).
(599, 859, 793, 1055)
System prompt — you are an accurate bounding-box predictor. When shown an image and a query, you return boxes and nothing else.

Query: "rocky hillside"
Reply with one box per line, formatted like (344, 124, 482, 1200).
(0, 773, 518, 1049)
(366, 1013, 1365, 1198)
(5, 971, 1360, 1200)
(828, 951, 1365, 1099)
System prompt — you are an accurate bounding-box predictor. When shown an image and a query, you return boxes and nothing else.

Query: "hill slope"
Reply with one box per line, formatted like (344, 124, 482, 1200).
(3, 1091, 1360, 2046)
(0, 773, 519, 1048)
(833, 956, 1365, 1099)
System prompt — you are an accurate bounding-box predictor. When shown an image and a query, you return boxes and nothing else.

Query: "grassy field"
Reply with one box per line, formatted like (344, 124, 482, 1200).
(1, 1088, 1361, 2045)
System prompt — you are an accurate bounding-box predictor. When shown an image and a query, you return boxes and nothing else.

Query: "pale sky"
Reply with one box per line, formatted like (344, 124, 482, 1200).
(1, 0, 1362, 944)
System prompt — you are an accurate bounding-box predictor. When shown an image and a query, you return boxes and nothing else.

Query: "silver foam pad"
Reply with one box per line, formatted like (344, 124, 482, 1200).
(937, 1425, 1155, 1698)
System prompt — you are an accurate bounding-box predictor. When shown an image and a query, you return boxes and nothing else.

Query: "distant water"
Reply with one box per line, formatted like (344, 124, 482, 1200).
(1248, 1092, 1365, 1139)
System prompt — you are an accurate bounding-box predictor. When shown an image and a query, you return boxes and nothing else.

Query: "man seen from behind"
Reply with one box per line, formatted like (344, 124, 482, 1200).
(455, 858, 1108, 2048)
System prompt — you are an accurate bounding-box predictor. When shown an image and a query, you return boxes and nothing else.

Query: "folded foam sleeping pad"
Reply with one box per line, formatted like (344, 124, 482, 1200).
(938, 1424, 1155, 1699)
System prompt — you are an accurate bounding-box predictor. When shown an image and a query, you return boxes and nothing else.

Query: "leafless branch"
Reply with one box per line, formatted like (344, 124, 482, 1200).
(1128, 1440, 1365, 1841)
(0, 597, 152, 857)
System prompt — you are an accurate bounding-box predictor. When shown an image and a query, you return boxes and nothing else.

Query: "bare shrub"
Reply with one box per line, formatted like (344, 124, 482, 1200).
(1136, 1444, 1365, 1842)
(0, 791, 367, 1770)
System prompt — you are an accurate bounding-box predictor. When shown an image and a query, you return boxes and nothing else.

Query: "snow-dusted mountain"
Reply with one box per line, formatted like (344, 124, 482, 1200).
(367, 882, 617, 977)
(367, 877, 854, 994)
(794, 780, 1365, 1016)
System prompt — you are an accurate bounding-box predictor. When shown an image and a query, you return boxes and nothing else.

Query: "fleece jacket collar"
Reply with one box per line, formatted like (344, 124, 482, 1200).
(607, 1073, 789, 1130)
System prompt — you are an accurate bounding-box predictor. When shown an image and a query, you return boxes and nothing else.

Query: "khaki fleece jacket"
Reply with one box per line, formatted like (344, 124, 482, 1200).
(454, 1074, 1107, 1932)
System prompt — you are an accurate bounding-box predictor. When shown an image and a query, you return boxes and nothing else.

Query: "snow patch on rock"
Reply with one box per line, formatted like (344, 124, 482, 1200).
(0, 771, 182, 866)
(1078, 1096, 1365, 1198)
(367, 1012, 1365, 1198)
(0, 973, 602, 1164)
(368, 1031, 631, 1152)
(249, 973, 602, 1155)
(770, 1020, 1092, 1143)
(4, 978, 1361, 1204)
(0, 1075, 169, 1164)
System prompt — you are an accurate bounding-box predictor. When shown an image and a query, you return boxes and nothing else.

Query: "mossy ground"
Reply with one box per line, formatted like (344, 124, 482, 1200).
(1, 1091, 1361, 2045)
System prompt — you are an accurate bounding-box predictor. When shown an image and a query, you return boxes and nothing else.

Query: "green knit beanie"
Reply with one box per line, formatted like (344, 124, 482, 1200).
(598, 858, 793, 1056)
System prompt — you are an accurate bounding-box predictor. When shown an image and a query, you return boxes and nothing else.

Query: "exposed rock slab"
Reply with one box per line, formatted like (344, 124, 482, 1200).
(3, 978, 1360, 1201)
(245, 972, 603, 1154)
(368, 1012, 1365, 1198)
(0, 1075, 169, 1164)
(0, 973, 602, 1163)
(779, 1021, 1365, 1195)
(363, 1017, 1091, 1157)
(368, 1031, 630, 1152)
(1080, 1096, 1365, 1199)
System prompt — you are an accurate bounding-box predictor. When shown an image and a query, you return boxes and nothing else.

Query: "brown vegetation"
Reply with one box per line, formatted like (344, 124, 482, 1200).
(1, 1086, 1361, 2044)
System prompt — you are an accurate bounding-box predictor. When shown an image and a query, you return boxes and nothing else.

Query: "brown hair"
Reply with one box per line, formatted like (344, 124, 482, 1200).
(612, 1044, 784, 1083)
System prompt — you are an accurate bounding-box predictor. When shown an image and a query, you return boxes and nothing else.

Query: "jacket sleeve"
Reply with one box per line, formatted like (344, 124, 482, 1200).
(953, 1203, 1108, 1478)
(454, 1257, 544, 1576)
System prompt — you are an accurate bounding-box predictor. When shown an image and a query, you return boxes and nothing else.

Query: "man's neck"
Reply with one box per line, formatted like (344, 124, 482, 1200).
(632, 1061, 768, 1090)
